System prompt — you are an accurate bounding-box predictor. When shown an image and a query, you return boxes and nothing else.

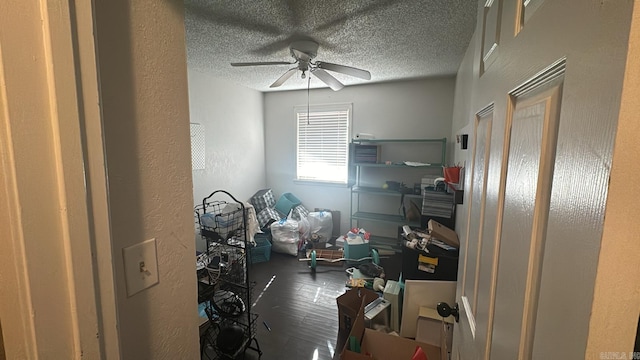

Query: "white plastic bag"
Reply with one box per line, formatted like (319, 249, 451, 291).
(270, 219, 299, 256)
(297, 216, 310, 242)
(307, 211, 333, 243)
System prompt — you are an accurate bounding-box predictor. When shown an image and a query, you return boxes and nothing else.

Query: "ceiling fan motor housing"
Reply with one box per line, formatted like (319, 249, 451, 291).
(289, 40, 318, 60)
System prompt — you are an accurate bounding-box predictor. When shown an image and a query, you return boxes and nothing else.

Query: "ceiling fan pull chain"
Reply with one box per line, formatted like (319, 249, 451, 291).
(307, 76, 311, 125)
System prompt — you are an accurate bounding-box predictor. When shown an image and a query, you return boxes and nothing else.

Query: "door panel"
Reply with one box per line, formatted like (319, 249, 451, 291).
(470, 113, 493, 318)
(516, 0, 545, 34)
(455, 60, 564, 360)
(460, 108, 493, 328)
(470, 110, 497, 359)
(490, 79, 562, 360)
(490, 99, 545, 360)
(481, 0, 503, 72)
(453, 1, 634, 359)
(456, 107, 493, 360)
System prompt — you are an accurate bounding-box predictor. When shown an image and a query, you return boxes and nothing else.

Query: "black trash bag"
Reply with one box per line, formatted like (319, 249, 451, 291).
(216, 323, 245, 355)
(359, 263, 384, 278)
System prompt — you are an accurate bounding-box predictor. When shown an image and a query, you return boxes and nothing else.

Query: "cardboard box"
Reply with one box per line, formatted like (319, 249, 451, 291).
(400, 280, 456, 338)
(337, 288, 379, 332)
(338, 288, 441, 360)
(337, 291, 367, 357)
(342, 328, 441, 360)
(416, 307, 453, 350)
(428, 219, 459, 247)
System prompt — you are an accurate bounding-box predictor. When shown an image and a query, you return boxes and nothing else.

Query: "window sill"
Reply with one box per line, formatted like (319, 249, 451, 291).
(293, 179, 349, 188)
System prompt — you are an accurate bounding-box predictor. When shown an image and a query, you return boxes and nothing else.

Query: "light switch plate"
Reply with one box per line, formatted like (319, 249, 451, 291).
(123, 238, 159, 297)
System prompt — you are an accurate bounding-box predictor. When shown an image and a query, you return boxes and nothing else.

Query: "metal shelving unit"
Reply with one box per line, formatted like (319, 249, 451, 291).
(351, 138, 447, 165)
(352, 186, 424, 199)
(352, 163, 443, 168)
(350, 138, 447, 252)
(351, 211, 421, 228)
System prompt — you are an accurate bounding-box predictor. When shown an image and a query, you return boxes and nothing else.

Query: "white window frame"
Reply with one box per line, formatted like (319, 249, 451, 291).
(295, 103, 352, 184)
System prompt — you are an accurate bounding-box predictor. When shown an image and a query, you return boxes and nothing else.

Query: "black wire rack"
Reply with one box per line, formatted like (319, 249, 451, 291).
(195, 190, 262, 360)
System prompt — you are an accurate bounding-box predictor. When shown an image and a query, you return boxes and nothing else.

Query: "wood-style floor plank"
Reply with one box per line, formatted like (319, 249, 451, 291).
(202, 249, 402, 360)
(246, 252, 345, 360)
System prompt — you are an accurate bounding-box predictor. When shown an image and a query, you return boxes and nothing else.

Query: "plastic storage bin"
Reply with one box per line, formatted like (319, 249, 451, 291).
(344, 241, 370, 265)
(249, 234, 272, 264)
(274, 192, 302, 216)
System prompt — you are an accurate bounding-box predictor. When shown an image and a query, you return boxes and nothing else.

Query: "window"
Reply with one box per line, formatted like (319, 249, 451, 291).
(190, 123, 205, 170)
(296, 103, 351, 184)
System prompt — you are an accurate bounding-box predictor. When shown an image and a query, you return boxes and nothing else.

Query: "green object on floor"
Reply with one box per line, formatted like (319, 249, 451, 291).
(371, 248, 380, 265)
(310, 250, 317, 270)
(348, 335, 361, 353)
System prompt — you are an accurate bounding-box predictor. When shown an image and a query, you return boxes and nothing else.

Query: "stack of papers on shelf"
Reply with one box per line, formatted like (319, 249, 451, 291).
(404, 161, 431, 167)
(421, 190, 454, 218)
(429, 238, 457, 251)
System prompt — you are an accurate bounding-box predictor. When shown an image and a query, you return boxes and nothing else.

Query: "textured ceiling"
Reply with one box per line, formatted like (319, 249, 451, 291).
(184, 0, 478, 92)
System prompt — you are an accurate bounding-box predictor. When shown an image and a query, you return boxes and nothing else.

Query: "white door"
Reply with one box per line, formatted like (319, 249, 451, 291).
(450, 0, 636, 359)
(488, 73, 563, 360)
(456, 105, 495, 359)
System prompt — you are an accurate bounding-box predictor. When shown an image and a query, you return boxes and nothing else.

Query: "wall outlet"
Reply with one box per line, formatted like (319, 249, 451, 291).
(123, 238, 159, 297)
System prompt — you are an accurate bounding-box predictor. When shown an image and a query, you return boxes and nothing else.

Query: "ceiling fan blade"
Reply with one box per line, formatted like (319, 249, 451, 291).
(312, 69, 344, 91)
(270, 68, 298, 88)
(250, 38, 292, 56)
(184, 2, 282, 35)
(316, 61, 372, 80)
(231, 61, 294, 67)
(313, 0, 397, 32)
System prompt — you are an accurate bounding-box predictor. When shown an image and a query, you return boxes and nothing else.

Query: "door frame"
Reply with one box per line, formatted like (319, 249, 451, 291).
(0, 0, 119, 358)
(586, 6, 640, 355)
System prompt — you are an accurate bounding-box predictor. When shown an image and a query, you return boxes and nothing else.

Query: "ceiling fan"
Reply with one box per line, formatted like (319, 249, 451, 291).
(231, 40, 371, 91)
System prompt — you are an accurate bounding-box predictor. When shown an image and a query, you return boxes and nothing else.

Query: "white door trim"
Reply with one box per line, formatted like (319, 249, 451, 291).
(585, 5, 640, 355)
(461, 295, 477, 339)
(0, 0, 119, 358)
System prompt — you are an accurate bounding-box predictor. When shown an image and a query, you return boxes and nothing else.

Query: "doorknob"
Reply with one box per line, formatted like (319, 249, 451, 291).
(437, 302, 460, 322)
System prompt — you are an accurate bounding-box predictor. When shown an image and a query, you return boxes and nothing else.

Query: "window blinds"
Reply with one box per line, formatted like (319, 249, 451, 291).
(296, 104, 351, 183)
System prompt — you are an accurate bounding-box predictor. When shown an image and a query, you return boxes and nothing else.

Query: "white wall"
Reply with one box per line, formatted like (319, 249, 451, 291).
(264, 78, 455, 234)
(94, 0, 199, 358)
(188, 69, 267, 205)
(449, 32, 477, 251)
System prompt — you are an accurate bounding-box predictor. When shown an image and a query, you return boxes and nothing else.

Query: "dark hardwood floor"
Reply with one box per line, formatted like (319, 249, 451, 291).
(247, 252, 347, 360)
(200, 249, 402, 360)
